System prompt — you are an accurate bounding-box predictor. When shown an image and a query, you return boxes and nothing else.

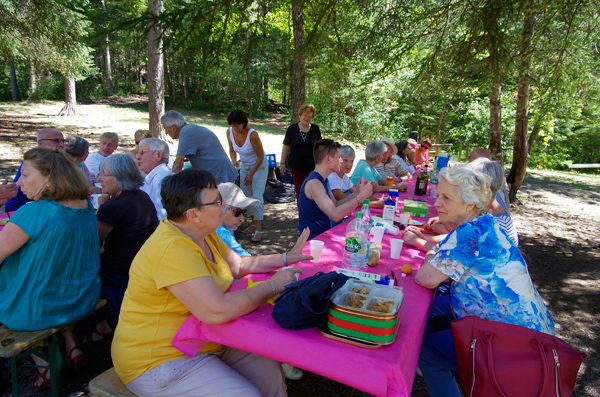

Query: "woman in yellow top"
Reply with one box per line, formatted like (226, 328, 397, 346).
(111, 169, 311, 397)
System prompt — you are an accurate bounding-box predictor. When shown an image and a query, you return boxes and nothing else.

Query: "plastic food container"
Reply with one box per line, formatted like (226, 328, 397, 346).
(327, 280, 404, 345)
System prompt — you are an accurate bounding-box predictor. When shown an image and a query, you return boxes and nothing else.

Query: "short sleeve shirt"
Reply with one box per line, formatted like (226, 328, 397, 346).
(350, 159, 381, 185)
(282, 123, 322, 171)
(374, 156, 409, 179)
(177, 123, 238, 183)
(327, 173, 354, 196)
(429, 214, 554, 335)
(112, 220, 233, 384)
(0, 199, 101, 331)
(96, 190, 159, 277)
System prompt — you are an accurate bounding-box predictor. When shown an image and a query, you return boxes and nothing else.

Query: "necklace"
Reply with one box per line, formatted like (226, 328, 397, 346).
(299, 123, 310, 141)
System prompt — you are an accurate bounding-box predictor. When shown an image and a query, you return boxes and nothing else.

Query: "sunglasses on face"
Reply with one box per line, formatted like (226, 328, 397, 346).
(227, 206, 247, 217)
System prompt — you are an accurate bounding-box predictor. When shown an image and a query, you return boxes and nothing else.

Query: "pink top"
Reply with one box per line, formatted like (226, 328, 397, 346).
(172, 186, 437, 397)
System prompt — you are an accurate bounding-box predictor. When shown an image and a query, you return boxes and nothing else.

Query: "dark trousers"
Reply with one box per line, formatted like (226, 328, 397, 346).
(291, 169, 313, 202)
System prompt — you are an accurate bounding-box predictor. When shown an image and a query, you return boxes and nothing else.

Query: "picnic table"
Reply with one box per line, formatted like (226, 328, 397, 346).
(0, 211, 15, 232)
(172, 184, 437, 397)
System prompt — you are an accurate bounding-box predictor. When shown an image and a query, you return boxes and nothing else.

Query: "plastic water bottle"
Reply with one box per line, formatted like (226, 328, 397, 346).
(428, 169, 439, 199)
(342, 212, 370, 269)
(360, 199, 373, 231)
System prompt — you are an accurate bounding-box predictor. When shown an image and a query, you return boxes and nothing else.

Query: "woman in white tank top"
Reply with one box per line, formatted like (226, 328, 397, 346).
(226, 110, 269, 242)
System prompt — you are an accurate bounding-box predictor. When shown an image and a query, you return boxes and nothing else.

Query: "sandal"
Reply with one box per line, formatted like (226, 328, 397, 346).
(83, 330, 113, 344)
(34, 367, 51, 390)
(251, 230, 262, 243)
(242, 225, 257, 234)
(67, 346, 88, 370)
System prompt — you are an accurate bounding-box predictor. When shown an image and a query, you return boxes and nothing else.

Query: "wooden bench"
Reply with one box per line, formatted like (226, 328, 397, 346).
(89, 367, 137, 397)
(568, 163, 600, 174)
(0, 299, 107, 397)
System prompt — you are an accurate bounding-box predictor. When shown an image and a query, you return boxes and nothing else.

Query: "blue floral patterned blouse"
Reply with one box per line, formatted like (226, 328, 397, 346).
(430, 213, 555, 335)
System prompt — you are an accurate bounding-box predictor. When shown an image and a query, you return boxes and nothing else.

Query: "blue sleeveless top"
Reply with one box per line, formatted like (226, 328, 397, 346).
(298, 171, 333, 239)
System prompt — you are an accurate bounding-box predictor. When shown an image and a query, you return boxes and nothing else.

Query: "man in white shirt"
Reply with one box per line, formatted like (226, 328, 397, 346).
(137, 138, 173, 220)
(85, 132, 119, 177)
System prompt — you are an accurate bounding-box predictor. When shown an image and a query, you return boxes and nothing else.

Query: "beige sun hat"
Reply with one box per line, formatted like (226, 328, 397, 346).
(381, 136, 398, 156)
(218, 182, 259, 208)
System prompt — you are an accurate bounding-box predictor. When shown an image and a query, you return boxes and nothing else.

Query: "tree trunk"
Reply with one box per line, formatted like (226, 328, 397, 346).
(99, 0, 113, 96)
(527, 124, 540, 155)
(28, 57, 38, 100)
(148, 0, 166, 140)
(489, 73, 502, 164)
(507, 6, 536, 203)
(9, 66, 20, 102)
(58, 77, 77, 116)
(291, 0, 305, 124)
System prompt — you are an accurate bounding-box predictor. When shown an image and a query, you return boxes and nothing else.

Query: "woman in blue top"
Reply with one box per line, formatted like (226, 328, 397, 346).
(0, 148, 101, 390)
(414, 166, 554, 397)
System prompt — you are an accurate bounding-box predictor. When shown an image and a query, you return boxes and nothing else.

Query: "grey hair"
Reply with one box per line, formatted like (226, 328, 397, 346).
(365, 141, 386, 161)
(439, 166, 492, 215)
(340, 145, 355, 158)
(465, 157, 505, 196)
(140, 138, 169, 164)
(99, 154, 144, 192)
(65, 136, 89, 158)
(100, 132, 119, 144)
(161, 110, 187, 129)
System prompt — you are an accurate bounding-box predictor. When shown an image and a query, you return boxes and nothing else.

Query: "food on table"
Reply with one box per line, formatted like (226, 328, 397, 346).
(401, 264, 413, 275)
(347, 294, 367, 308)
(372, 299, 395, 313)
(0, 219, 7, 226)
(367, 243, 381, 267)
(352, 286, 369, 295)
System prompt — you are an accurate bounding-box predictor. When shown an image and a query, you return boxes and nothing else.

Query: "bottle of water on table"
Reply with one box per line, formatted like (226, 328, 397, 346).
(342, 211, 370, 269)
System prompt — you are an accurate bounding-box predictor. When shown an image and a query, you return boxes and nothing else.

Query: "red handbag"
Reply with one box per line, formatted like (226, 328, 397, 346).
(451, 316, 586, 397)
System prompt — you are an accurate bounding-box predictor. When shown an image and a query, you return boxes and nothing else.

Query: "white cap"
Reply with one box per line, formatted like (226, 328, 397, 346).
(218, 183, 259, 208)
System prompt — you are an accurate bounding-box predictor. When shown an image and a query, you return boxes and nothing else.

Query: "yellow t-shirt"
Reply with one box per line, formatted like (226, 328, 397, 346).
(111, 219, 233, 384)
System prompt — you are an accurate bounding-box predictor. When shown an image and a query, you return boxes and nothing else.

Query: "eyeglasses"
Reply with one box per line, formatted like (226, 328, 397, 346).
(98, 172, 114, 178)
(201, 193, 223, 207)
(327, 140, 340, 155)
(38, 138, 67, 144)
(226, 206, 246, 217)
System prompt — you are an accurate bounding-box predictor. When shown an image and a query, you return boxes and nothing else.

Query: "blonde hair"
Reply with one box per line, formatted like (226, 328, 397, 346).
(439, 166, 492, 215)
(24, 148, 89, 201)
(298, 103, 316, 117)
(134, 129, 152, 143)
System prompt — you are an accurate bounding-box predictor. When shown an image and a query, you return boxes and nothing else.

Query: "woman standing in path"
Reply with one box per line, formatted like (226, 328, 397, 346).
(280, 104, 322, 201)
(226, 109, 268, 242)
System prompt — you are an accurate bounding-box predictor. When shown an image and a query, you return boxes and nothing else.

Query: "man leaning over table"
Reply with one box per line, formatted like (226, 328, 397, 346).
(137, 138, 174, 220)
(351, 140, 408, 194)
(298, 139, 373, 239)
(3, 128, 65, 212)
(161, 110, 238, 184)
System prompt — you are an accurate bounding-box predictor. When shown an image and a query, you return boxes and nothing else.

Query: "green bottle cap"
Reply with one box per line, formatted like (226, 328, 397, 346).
(356, 211, 364, 218)
(363, 199, 370, 205)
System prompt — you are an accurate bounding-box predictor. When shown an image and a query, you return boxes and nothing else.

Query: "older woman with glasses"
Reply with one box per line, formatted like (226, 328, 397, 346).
(86, 154, 159, 342)
(414, 166, 553, 397)
(0, 148, 100, 389)
(112, 170, 311, 397)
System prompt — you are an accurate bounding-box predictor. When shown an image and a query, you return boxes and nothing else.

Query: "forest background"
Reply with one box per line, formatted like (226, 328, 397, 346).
(1, 0, 600, 200)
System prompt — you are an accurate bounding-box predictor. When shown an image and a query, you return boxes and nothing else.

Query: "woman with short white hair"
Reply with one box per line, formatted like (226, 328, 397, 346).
(414, 166, 554, 397)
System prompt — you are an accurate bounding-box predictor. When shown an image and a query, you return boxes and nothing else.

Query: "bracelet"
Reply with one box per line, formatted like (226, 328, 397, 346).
(282, 252, 288, 266)
(268, 279, 277, 298)
(355, 196, 361, 205)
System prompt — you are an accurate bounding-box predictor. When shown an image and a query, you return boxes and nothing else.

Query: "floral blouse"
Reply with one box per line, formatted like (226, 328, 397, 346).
(430, 214, 555, 335)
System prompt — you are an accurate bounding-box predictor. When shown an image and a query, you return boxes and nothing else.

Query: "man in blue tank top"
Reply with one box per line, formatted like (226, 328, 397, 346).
(298, 139, 373, 239)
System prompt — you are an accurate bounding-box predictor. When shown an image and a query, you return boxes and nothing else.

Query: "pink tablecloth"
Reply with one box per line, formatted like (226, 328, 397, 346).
(0, 211, 14, 232)
(172, 186, 437, 397)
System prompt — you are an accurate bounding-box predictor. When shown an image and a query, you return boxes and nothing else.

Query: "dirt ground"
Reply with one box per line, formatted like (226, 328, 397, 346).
(1, 98, 599, 397)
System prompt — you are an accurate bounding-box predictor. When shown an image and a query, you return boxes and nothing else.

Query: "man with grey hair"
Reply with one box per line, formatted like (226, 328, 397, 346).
(137, 138, 173, 220)
(3, 128, 66, 212)
(161, 110, 237, 183)
(350, 140, 408, 193)
(85, 132, 119, 178)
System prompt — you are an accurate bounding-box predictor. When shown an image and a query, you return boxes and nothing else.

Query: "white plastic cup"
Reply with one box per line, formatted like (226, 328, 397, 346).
(91, 194, 102, 210)
(310, 240, 325, 263)
(399, 213, 410, 226)
(94, 182, 102, 188)
(371, 226, 385, 244)
(390, 238, 404, 259)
